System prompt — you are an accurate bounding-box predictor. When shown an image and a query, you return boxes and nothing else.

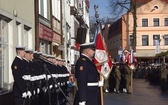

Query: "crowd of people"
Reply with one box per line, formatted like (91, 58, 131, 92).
(11, 46, 71, 105)
(134, 63, 168, 92)
(103, 62, 168, 94)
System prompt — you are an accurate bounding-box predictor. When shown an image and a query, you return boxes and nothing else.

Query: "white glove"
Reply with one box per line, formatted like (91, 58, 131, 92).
(37, 88, 40, 94)
(55, 84, 58, 88)
(49, 85, 53, 89)
(47, 75, 51, 79)
(42, 87, 47, 93)
(27, 91, 32, 98)
(79, 101, 86, 105)
(98, 77, 104, 87)
(22, 92, 27, 98)
(33, 90, 36, 95)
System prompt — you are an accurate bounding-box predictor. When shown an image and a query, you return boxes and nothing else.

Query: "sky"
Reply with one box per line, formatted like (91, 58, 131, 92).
(89, 0, 110, 18)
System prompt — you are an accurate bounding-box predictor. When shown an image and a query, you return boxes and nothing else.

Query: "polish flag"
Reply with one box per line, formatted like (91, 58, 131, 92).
(93, 33, 113, 79)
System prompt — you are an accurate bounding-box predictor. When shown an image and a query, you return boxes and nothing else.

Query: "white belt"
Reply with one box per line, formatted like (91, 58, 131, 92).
(87, 82, 98, 86)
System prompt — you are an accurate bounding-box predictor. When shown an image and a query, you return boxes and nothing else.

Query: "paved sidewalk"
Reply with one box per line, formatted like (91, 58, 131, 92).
(104, 79, 168, 105)
(67, 79, 168, 105)
(2, 79, 167, 105)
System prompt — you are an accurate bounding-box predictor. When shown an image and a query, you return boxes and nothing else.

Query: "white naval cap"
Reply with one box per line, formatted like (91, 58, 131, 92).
(80, 42, 95, 50)
(25, 48, 33, 53)
(15, 45, 26, 50)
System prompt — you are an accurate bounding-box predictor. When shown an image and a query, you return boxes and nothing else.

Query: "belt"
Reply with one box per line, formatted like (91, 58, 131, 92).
(87, 82, 98, 86)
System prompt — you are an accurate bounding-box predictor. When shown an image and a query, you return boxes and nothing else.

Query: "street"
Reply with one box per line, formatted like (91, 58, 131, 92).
(104, 79, 168, 105)
(1, 79, 168, 105)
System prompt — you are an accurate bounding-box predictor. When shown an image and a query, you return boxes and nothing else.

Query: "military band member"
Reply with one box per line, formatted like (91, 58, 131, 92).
(11, 46, 26, 105)
(74, 42, 103, 105)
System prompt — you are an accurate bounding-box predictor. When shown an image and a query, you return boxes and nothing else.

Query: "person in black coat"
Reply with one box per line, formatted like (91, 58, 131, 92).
(73, 42, 102, 105)
(11, 46, 27, 105)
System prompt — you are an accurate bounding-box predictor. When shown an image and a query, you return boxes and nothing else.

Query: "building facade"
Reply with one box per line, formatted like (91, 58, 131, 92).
(70, 0, 90, 65)
(0, 0, 90, 96)
(0, 0, 35, 93)
(108, 0, 168, 63)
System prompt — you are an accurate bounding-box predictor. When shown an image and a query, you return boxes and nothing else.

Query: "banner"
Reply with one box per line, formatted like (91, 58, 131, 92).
(122, 50, 138, 70)
(94, 33, 113, 79)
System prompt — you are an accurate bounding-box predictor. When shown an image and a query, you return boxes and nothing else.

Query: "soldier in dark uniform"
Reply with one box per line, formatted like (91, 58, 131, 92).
(22, 48, 34, 105)
(11, 46, 26, 105)
(73, 42, 101, 105)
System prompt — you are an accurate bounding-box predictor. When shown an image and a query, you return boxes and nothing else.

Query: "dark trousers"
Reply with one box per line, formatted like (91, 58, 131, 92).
(15, 97, 24, 105)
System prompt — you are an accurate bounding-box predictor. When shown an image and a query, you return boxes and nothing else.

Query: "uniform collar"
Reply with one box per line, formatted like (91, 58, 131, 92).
(23, 58, 29, 62)
(81, 53, 92, 61)
(16, 56, 23, 60)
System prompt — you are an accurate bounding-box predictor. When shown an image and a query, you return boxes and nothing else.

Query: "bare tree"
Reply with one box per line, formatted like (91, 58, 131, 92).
(108, 0, 152, 51)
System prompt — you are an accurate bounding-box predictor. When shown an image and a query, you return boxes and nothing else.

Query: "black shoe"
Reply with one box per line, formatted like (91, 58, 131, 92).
(126, 92, 132, 94)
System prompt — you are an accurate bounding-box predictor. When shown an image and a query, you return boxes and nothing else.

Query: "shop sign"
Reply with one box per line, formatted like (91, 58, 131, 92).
(39, 23, 53, 41)
(53, 32, 61, 44)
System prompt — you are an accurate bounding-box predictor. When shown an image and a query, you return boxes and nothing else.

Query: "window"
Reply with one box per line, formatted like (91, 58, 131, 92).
(52, 0, 60, 20)
(39, 40, 51, 54)
(163, 34, 168, 45)
(15, 22, 21, 45)
(39, 0, 51, 20)
(23, 25, 31, 47)
(153, 35, 160, 46)
(0, 19, 9, 92)
(142, 35, 149, 46)
(153, 18, 159, 26)
(164, 18, 168, 26)
(142, 19, 148, 27)
(129, 35, 133, 46)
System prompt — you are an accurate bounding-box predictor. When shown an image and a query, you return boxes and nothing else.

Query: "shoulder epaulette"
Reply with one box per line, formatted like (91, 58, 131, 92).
(81, 58, 86, 61)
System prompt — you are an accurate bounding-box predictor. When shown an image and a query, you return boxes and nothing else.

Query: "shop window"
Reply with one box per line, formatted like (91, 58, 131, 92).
(40, 41, 51, 54)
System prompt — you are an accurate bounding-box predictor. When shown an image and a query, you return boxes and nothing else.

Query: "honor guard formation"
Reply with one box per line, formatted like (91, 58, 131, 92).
(11, 46, 71, 105)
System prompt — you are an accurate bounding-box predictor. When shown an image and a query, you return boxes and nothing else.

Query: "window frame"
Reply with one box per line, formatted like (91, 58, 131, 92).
(153, 18, 159, 26)
(142, 35, 149, 46)
(142, 18, 148, 27)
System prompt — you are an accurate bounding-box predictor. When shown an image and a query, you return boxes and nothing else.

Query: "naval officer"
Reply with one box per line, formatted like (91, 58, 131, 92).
(73, 42, 103, 105)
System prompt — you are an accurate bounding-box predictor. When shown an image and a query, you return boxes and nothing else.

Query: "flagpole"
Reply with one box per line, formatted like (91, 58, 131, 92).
(94, 5, 104, 105)
(130, 49, 134, 93)
(99, 75, 104, 105)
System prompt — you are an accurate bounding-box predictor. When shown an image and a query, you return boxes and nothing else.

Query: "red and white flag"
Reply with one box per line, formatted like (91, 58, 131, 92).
(93, 33, 113, 79)
(122, 49, 138, 70)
